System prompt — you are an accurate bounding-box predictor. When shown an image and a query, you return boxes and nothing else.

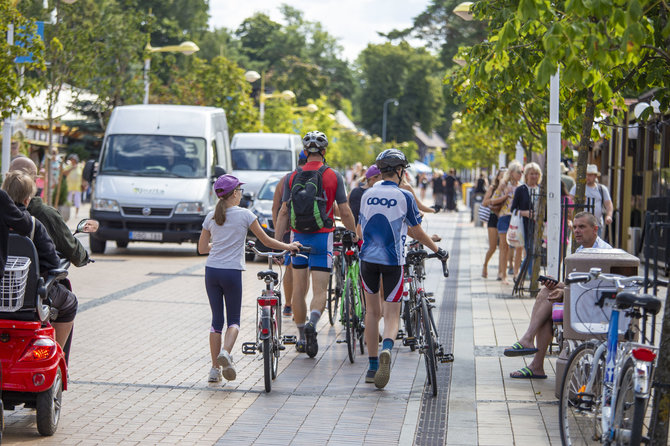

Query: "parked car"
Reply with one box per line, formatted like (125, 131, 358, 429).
(245, 175, 283, 261)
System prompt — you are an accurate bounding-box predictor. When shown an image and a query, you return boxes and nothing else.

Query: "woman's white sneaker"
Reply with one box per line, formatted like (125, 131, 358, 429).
(208, 366, 222, 383)
(217, 349, 237, 381)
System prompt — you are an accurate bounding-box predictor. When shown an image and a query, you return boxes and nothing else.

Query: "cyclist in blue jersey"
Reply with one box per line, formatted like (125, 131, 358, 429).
(357, 149, 448, 389)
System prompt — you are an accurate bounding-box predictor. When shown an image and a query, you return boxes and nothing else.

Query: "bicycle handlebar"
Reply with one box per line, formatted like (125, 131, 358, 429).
(406, 248, 449, 278)
(246, 241, 311, 259)
(565, 268, 644, 289)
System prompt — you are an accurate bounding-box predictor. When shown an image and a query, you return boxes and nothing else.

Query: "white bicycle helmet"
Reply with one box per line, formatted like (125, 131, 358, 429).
(302, 131, 328, 153)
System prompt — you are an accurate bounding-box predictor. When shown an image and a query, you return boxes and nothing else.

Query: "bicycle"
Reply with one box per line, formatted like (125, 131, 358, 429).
(333, 228, 365, 363)
(241, 241, 309, 393)
(401, 242, 453, 396)
(327, 228, 346, 326)
(559, 268, 661, 445)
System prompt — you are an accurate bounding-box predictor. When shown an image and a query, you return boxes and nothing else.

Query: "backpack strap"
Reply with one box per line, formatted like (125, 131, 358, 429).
(597, 184, 604, 204)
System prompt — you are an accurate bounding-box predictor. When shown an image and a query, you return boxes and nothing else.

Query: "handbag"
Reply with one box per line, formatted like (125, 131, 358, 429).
(478, 205, 491, 223)
(507, 211, 525, 248)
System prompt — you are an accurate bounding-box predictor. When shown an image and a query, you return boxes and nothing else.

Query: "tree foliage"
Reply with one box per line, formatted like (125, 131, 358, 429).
(356, 42, 444, 143)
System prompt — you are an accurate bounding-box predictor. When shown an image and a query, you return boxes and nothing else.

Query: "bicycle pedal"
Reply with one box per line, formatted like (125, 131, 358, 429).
(242, 342, 257, 355)
(403, 337, 417, 347)
(440, 353, 454, 363)
(282, 335, 297, 345)
(428, 297, 436, 303)
(425, 292, 434, 297)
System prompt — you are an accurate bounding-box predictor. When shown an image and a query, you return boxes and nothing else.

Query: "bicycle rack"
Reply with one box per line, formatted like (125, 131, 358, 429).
(241, 342, 257, 355)
(282, 334, 297, 345)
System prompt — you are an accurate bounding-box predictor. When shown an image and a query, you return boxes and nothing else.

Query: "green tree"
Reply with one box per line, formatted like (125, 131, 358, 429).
(0, 2, 45, 119)
(356, 42, 444, 142)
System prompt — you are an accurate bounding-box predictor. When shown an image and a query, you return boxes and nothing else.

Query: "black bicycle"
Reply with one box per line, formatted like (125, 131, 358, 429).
(401, 243, 453, 396)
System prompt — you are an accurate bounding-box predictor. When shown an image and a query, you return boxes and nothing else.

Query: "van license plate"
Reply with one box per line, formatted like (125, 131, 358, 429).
(129, 231, 163, 241)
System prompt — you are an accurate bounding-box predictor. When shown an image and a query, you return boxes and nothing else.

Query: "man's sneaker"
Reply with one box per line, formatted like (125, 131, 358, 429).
(365, 369, 376, 383)
(304, 322, 318, 358)
(295, 340, 306, 353)
(208, 366, 222, 383)
(374, 349, 392, 389)
(283, 305, 293, 317)
(217, 350, 237, 381)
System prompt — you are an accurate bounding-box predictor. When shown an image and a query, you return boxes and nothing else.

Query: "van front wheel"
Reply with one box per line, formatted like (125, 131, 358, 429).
(90, 235, 106, 254)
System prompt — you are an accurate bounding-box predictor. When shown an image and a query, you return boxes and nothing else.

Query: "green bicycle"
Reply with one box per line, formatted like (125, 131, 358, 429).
(334, 228, 365, 363)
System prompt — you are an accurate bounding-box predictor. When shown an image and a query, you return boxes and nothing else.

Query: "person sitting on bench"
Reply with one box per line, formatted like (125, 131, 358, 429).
(504, 212, 611, 379)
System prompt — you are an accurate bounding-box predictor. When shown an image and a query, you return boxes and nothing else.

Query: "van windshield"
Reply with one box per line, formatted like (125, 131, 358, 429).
(100, 134, 207, 178)
(232, 149, 292, 171)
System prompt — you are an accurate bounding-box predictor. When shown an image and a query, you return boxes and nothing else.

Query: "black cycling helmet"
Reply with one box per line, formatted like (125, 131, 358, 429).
(376, 148, 409, 172)
(302, 131, 328, 153)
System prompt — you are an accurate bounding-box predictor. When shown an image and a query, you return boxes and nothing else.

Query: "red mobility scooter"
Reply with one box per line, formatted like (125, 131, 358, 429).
(0, 231, 74, 437)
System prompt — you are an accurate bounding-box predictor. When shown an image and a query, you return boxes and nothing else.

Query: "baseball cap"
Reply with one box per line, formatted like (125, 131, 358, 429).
(365, 165, 381, 179)
(213, 174, 245, 197)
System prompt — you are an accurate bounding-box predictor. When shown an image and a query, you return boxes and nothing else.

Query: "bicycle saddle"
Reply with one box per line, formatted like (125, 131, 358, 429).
(615, 292, 662, 314)
(258, 270, 279, 282)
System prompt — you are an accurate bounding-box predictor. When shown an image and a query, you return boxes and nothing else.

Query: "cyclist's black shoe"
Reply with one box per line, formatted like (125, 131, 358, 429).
(365, 369, 376, 383)
(374, 349, 392, 389)
(295, 340, 306, 353)
(304, 322, 318, 358)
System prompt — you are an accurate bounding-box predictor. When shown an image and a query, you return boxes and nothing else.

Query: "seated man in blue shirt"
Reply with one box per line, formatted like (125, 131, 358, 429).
(504, 211, 611, 379)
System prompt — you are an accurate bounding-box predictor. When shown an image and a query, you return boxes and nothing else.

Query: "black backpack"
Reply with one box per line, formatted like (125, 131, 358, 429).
(289, 164, 333, 232)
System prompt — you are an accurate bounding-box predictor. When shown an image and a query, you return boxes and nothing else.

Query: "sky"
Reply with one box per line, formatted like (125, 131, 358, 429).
(208, 0, 430, 62)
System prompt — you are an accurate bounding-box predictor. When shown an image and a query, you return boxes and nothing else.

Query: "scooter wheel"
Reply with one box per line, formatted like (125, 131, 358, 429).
(36, 367, 62, 436)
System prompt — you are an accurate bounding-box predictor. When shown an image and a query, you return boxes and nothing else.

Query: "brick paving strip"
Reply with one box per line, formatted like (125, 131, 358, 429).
(414, 216, 462, 445)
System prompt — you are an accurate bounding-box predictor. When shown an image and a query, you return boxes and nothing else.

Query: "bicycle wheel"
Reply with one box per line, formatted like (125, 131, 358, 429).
(344, 277, 356, 363)
(559, 341, 604, 445)
(613, 358, 651, 446)
(263, 337, 272, 393)
(402, 299, 416, 351)
(327, 257, 338, 325)
(271, 309, 279, 380)
(420, 298, 437, 397)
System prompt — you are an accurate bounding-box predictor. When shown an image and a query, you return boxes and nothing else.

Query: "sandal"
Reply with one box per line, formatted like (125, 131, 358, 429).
(510, 366, 547, 379)
(504, 342, 538, 357)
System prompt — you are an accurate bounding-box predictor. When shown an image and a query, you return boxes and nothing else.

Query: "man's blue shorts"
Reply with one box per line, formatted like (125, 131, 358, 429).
(291, 231, 333, 272)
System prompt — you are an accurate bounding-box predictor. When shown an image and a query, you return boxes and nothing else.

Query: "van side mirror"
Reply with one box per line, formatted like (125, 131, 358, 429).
(212, 165, 226, 179)
(83, 159, 96, 183)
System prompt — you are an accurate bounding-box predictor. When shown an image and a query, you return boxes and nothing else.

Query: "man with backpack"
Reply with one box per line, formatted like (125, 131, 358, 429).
(275, 131, 357, 357)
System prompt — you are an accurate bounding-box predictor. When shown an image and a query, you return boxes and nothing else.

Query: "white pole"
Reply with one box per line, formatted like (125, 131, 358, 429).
(546, 70, 562, 278)
(2, 24, 15, 177)
(498, 150, 506, 168)
(143, 57, 150, 105)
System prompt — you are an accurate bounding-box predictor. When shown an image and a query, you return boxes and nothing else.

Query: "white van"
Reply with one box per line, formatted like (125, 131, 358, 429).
(230, 132, 303, 198)
(87, 105, 231, 253)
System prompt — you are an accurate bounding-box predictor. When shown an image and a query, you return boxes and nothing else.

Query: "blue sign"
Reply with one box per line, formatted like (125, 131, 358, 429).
(15, 21, 44, 64)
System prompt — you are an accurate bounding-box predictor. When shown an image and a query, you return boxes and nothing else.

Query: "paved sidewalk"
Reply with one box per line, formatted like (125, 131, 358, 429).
(4, 205, 663, 445)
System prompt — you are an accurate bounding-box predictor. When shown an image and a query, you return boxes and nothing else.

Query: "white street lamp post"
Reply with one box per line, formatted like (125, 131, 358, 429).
(382, 98, 398, 143)
(244, 70, 295, 132)
(143, 41, 199, 104)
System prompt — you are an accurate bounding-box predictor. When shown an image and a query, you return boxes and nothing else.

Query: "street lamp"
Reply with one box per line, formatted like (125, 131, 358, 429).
(382, 98, 398, 143)
(143, 41, 199, 104)
(244, 70, 296, 132)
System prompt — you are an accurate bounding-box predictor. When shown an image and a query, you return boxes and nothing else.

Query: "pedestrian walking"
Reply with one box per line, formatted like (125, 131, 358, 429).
(432, 170, 445, 211)
(357, 149, 447, 388)
(274, 131, 357, 358)
(444, 169, 459, 211)
(568, 164, 613, 240)
(199, 174, 300, 383)
(481, 168, 506, 278)
(64, 154, 83, 218)
(490, 161, 522, 284)
(510, 162, 542, 279)
(348, 165, 382, 225)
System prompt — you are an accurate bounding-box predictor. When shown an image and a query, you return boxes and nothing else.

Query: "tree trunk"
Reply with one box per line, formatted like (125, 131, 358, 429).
(650, 285, 670, 444)
(573, 88, 596, 206)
